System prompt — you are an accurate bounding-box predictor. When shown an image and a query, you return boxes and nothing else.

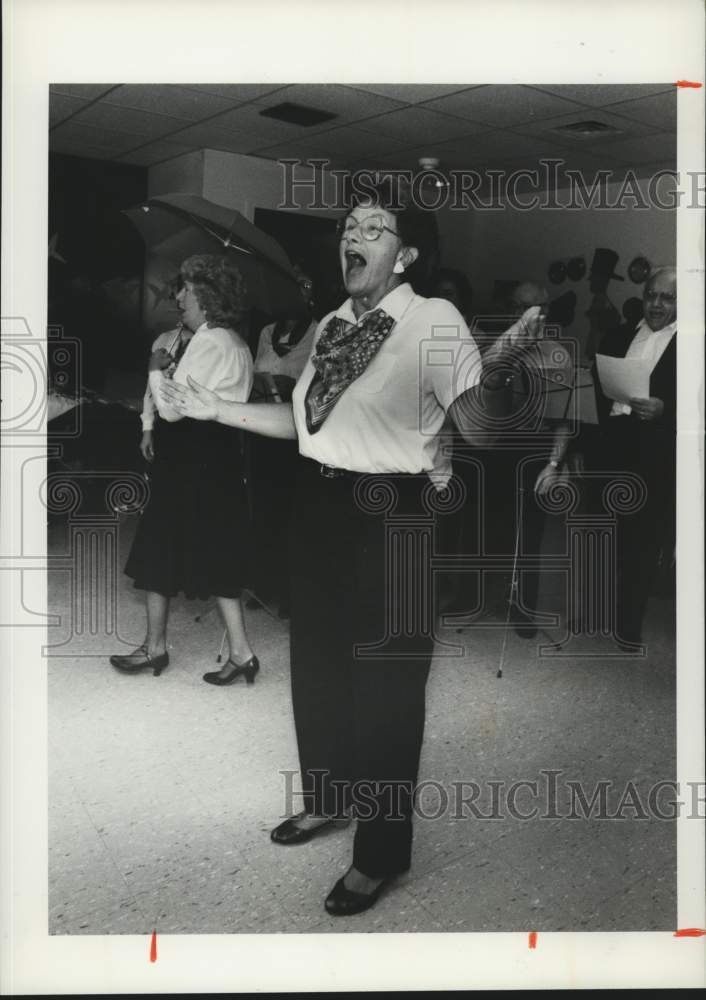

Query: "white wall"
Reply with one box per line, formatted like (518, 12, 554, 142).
(439, 176, 676, 344)
(148, 150, 205, 199)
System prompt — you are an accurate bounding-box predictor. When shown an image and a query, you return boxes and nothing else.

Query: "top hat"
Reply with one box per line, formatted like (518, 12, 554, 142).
(589, 248, 624, 282)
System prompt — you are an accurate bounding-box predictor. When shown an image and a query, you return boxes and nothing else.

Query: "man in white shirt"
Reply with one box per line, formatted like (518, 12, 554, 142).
(594, 266, 677, 647)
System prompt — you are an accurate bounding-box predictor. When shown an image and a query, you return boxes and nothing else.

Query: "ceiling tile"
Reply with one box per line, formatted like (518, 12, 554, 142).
(264, 84, 405, 123)
(49, 84, 118, 100)
(422, 84, 584, 126)
(603, 91, 677, 131)
(102, 84, 236, 120)
(70, 104, 192, 139)
(117, 141, 200, 166)
(285, 125, 411, 158)
(50, 122, 141, 155)
(206, 104, 330, 143)
(529, 84, 673, 108)
(356, 106, 485, 144)
(169, 122, 261, 154)
(512, 108, 660, 143)
(589, 132, 677, 167)
(349, 84, 481, 104)
(181, 83, 290, 102)
(49, 94, 90, 126)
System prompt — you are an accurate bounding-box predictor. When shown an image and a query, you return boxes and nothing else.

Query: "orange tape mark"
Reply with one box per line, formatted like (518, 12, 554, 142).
(675, 80, 702, 88)
(674, 927, 706, 937)
(150, 929, 158, 962)
(528, 931, 538, 949)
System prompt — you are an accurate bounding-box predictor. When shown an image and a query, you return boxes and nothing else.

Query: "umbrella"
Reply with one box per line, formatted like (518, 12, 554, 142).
(124, 193, 305, 319)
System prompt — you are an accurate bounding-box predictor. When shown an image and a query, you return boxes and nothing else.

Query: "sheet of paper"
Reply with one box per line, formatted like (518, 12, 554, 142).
(595, 354, 651, 404)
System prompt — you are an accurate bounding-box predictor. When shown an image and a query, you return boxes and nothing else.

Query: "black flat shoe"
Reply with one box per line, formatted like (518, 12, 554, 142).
(203, 655, 259, 686)
(324, 873, 393, 916)
(270, 815, 349, 845)
(110, 644, 169, 677)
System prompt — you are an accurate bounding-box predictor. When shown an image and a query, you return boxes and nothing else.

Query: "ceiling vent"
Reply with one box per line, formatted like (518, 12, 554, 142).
(258, 102, 337, 126)
(549, 120, 624, 139)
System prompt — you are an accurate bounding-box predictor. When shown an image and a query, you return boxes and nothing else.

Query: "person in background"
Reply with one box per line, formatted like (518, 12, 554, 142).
(583, 248, 623, 362)
(453, 279, 573, 636)
(592, 266, 677, 648)
(139, 318, 193, 463)
(430, 267, 473, 323)
(161, 181, 545, 915)
(110, 254, 259, 686)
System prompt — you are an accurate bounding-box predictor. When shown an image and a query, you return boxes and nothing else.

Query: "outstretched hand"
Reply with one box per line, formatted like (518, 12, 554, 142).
(160, 376, 220, 421)
(504, 306, 546, 353)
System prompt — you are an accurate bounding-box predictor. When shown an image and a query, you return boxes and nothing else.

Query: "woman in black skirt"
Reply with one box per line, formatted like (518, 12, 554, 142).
(110, 254, 259, 685)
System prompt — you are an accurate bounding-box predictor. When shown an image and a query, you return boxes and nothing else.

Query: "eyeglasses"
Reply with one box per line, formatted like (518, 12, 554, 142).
(644, 290, 676, 304)
(336, 214, 399, 242)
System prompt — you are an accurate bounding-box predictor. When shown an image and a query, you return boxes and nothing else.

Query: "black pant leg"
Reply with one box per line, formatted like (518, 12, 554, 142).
(288, 463, 357, 817)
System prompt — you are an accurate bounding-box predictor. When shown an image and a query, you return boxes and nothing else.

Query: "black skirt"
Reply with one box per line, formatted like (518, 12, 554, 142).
(125, 418, 251, 600)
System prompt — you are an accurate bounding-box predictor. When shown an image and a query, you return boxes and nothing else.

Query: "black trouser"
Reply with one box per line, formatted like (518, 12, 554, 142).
(600, 417, 675, 640)
(288, 459, 435, 878)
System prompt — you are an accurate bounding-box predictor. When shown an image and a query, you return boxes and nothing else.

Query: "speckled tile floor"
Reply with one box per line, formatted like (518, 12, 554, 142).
(47, 512, 677, 935)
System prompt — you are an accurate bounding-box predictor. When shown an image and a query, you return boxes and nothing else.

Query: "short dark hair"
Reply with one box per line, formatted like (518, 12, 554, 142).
(344, 177, 440, 294)
(180, 254, 247, 329)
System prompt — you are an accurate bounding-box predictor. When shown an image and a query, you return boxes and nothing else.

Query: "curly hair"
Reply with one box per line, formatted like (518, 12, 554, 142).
(180, 254, 248, 329)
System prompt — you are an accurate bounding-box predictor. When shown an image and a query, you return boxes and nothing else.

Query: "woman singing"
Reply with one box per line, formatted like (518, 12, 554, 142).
(161, 184, 543, 914)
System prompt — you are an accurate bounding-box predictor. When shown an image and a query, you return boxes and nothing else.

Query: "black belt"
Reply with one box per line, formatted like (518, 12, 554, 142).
(319, 462, 357, 479)
(301, 457, 360, 480)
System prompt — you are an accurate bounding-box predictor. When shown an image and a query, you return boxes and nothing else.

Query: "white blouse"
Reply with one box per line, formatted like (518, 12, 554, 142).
(149, 322, 253, 423)
(292, 284, 482, 486)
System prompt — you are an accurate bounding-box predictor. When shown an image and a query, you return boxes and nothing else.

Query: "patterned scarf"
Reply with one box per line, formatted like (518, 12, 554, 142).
(304, 308, 396, 433)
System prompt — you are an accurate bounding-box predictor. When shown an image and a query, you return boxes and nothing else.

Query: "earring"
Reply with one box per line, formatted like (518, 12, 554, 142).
(393, 261, 405, 274)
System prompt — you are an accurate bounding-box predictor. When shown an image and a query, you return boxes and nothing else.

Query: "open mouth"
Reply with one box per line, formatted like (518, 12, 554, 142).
(344, 249, 367, 277)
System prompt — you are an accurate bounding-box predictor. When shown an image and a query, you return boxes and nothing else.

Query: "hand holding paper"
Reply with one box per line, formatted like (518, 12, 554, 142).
(595, 354, 651, 405)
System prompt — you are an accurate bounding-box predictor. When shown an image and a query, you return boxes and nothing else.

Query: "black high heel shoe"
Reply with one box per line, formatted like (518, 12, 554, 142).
(203, 655, 259, 686)
(110, 643, 169, 677)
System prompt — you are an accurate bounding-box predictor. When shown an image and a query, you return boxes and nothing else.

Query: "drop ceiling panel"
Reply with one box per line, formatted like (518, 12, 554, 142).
(50, 94, 91, 126)
(181, 83, 290, 102)
(604, 91, 677, 131)
(169, 122, 261, 153)
(589, 132, 677, 166)
(117, 141, 200, 166)
(356, 106, 487, 144)
(512, 108, 661, 143)
(102, 84, 237, 119)
(258, 124, 410, 160)
(531, 83, 674, 108)
(207, 103, 335, 143)
(422, 85, 585, 126)
(269, 84, 405, 122)
(351, 83, 480, 104)
(50, 122, 143, 155)
(69, 103, 194, 139)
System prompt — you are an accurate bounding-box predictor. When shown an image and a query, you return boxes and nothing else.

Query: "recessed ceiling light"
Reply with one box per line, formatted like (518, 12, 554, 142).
(259, 102, 337, 126)
(549, 120, 624, 139)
